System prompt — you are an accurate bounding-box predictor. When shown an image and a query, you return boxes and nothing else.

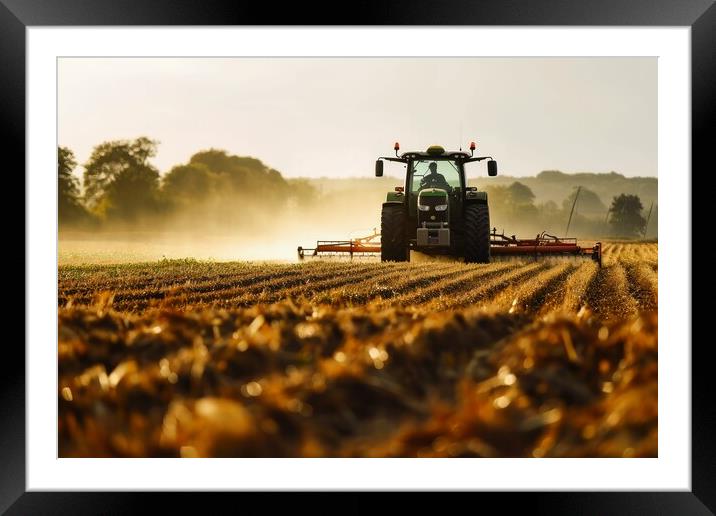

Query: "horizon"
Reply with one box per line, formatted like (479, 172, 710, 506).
(304, 169, 659, 180)
(59, 145, 660, 183)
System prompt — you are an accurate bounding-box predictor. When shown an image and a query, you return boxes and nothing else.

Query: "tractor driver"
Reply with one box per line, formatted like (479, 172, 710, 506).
(420, 162, 452, 192)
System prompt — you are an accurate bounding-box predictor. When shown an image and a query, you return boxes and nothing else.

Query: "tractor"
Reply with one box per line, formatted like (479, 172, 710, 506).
(375, 142, 497, 263)
(297, 142, 601, 265)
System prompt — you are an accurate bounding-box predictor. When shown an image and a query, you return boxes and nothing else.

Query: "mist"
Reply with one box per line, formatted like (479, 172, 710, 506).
(58, 169, 657, 265)
(59, 180, 390, 264)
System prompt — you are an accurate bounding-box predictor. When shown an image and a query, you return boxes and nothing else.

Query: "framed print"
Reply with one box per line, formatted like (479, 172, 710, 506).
(5, 0, 712, 512)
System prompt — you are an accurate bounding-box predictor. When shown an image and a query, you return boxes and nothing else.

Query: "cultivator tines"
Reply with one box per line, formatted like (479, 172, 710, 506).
(489, 229, 602, 266)
(297, 228, 602, 265)
(298, 229, 382, 260)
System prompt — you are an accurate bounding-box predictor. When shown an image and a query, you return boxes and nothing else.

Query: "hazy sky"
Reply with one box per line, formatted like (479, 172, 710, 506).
(58, 57, 656, 179)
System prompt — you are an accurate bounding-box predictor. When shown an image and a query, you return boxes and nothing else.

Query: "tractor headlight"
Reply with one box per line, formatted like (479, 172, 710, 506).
(418, 205, 430, 211)
(434, 204, 448, 212)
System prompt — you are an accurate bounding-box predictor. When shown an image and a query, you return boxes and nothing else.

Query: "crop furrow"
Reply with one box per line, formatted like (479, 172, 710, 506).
(430, 262, 548, 311)
(351, 264, 469, 306)
(61, 265, 305, 307)
(490, 262, 575, 314)
(313, 263, 459, 306)
(622, 260, 658, 311)
(245, 265, 403, 306)
(381, 262, 518, 308)
(163, 264, 382, 308)
(585, 263, 639, 320)
(557, 261, 599, 313)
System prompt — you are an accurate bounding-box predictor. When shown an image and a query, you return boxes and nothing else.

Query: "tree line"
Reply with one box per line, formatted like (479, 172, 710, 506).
(59, 137, 654, 238)
(58, 137, 318, 232)
(480, 181, 652, 239)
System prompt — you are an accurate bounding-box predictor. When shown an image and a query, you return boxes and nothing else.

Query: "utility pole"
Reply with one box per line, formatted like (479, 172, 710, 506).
(565, 186, 581, 236)
(643, 202, 654, 239)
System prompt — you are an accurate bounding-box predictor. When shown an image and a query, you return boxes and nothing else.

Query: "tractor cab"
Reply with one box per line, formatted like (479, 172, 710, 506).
(409, 158, 460, 216)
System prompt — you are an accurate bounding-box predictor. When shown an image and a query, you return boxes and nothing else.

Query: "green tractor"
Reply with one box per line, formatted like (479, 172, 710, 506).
(375, 142, 498, 263)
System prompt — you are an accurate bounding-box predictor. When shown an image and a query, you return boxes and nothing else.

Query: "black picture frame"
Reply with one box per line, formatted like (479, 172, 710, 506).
(4, 0, 710, 513)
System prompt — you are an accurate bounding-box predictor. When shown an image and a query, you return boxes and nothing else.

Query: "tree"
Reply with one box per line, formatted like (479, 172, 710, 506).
(506, 182, 535, 205)
(160, 149, 293, 230)
(482, 184, 511, 223)
(609, 194, 646, 238)
(183, 148, 289, 201)
(58, 146, 78, 196)
(185, 149, 288, 195)
(58, 146, 79, 213)
(162, 163, 213, 208)
(536, 200, 562, 228)
(562, 187, 606, 216)
(83, 137, 160, 222)
(58, 146, 89, 225)
(286, 178, 319, 209)
(644, 204, 658, 239)
(536, 170, 567, 181)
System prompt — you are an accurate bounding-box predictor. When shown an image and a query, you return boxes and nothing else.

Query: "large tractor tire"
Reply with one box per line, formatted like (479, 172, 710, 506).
(464, 203, 491, 264)
(381, 204, 408, 262)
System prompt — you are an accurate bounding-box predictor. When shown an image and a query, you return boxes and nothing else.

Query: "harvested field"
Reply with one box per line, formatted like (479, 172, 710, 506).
(58, 242, 657, 457)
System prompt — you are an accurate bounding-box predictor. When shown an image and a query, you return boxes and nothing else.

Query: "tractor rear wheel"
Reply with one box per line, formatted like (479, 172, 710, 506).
(381, 204, 408, 262)
(464, 203, 491, 264)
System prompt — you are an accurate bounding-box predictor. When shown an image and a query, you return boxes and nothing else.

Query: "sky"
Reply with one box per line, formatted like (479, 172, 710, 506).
(58, 57, 656, 179)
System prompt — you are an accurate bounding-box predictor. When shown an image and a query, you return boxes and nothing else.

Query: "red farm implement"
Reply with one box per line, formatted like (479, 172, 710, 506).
(297, 230, 382, 260)
(298, 228, 601, 266)
(489, 230, 602, 266)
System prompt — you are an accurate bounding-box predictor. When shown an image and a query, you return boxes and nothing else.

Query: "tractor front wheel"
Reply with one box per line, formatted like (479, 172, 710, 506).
(381, 204, 408, 262)
(464, 203, 491, 264)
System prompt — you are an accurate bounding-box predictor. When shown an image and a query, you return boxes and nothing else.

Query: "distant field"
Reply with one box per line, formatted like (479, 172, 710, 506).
(58, 234, 299, 264)
(58, 242, 657, 457)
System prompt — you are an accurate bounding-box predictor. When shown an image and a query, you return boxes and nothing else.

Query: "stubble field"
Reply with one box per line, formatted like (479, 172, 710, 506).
(58, 242, 657, 458)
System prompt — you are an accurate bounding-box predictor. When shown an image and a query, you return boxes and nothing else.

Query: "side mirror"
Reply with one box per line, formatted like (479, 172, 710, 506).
(375, 160, 384, 177)
(487, 160, 498, 176)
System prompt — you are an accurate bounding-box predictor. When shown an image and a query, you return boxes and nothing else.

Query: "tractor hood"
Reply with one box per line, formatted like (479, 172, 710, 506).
(417, 188, 449, 205)
(417, 188, 450, 226)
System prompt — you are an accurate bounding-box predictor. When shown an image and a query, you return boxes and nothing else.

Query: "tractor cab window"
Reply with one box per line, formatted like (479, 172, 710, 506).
(410, 160, 461, 194)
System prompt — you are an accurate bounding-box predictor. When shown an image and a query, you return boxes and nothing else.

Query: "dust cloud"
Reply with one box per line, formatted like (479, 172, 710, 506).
(59, 186, 390, 265)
